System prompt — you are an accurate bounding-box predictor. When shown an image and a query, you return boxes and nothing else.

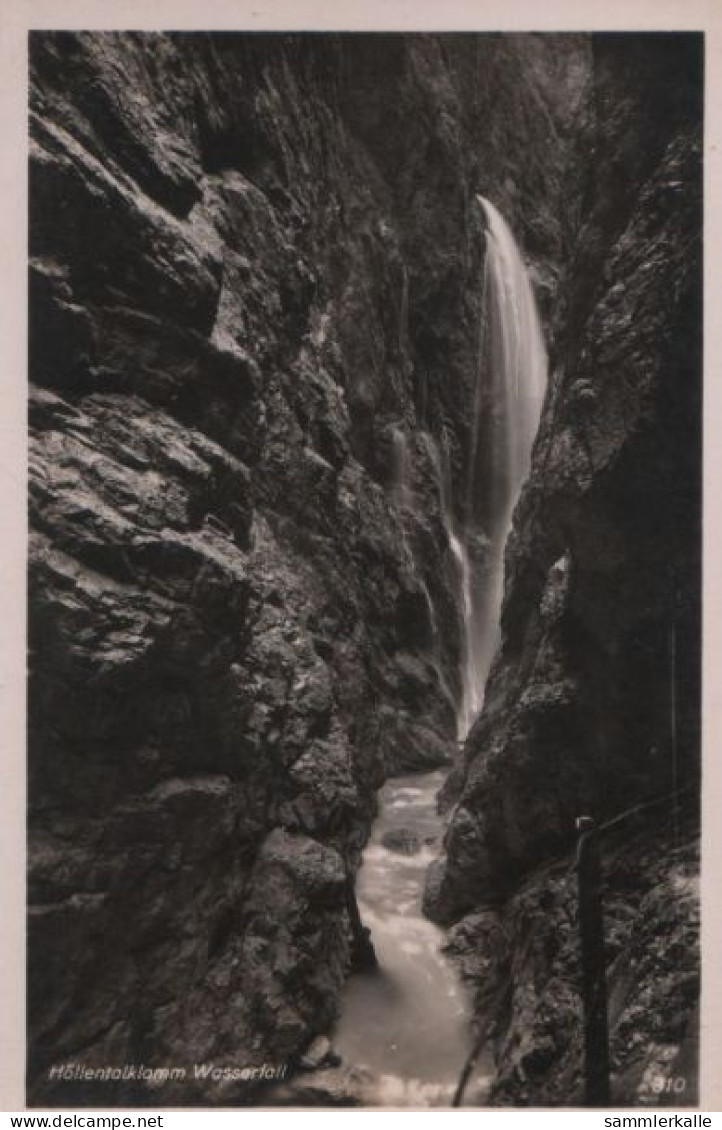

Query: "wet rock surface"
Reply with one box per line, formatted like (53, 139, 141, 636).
(28, 32, 586, 1105)
(263, 1064, 371, 1107)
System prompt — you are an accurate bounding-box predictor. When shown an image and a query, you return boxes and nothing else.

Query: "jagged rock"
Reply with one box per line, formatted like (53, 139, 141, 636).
(442, 910, 506, 986)
(430, 34, 701, 1104)
(264, 1065, 372, 1106)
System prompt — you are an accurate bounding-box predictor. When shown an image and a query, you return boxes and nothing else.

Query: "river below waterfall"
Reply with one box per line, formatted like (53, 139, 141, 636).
(333, 770, 491, 1107)
(330, 192, 547, 1107)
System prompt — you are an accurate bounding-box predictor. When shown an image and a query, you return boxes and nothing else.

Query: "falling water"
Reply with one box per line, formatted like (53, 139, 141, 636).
(476, 195, 547, 540)
(446, 197, 547, 737)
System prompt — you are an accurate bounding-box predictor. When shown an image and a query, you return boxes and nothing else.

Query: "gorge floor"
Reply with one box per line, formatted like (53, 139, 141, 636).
(330, 768, 491, 1107)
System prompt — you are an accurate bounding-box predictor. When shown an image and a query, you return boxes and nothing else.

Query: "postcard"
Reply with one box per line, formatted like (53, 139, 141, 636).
(2, 0, 721, 1113)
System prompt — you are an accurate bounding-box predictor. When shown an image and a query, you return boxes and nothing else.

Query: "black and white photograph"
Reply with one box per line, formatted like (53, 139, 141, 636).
(20, 17, 707, 1112)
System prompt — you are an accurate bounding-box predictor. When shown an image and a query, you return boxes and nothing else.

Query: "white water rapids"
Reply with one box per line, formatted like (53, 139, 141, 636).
(333, 772, 490, 1106)
(332, 198, 547, 1106)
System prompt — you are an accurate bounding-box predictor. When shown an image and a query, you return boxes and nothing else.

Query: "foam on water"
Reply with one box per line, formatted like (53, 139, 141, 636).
(334, 771, 491, 1106)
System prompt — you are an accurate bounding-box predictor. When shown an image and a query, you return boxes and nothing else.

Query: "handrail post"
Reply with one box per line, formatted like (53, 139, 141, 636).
(576, 815, 611, 1106)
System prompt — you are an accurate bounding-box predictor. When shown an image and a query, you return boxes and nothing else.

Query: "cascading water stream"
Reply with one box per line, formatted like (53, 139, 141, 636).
(477, 195, 547, 545)
(389, 425, 413, 509)
(388, 426, 457, 714)
(333, 772, 488, 1105)
(333, 198, 547, 1105)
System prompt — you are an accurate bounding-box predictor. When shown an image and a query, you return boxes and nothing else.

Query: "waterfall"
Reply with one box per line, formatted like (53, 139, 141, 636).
(453, 194, 547, 734)
(441, 197, 547, 738)
(385, 199, 546, 742)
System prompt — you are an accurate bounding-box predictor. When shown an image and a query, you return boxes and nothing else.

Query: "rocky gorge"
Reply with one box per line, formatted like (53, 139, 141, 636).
(27, 32, 702, 1107)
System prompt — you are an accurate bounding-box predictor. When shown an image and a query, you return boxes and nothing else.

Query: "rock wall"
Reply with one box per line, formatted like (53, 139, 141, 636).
(27, 32, 586, 1104)
(29, 30, 700, 1108)
(425, 33, 702, 1104)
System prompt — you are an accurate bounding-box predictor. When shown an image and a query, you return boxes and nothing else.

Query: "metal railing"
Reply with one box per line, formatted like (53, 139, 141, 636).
(453, 782, 697, 1108)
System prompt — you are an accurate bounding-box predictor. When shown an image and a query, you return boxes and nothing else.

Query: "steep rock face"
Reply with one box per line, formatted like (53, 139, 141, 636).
(426, 34, 702, 1103)
(27, 32, 586, 1104)
(443, 815, 700, 1105)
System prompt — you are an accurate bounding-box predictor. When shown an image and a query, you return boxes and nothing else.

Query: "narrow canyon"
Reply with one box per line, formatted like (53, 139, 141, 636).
(28, 31, 702, 1107)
